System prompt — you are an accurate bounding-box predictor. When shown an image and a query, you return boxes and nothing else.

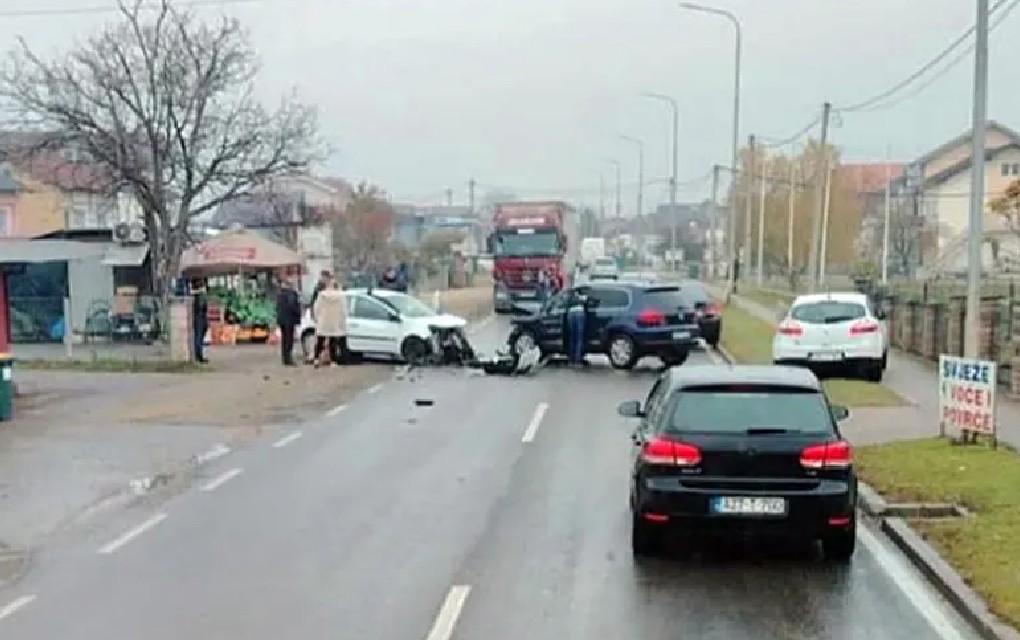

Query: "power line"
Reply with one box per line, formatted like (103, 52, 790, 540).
(835, 0, 1013, 113)
(758, 117, 821, 149)
(0, 0, 273, 18)
(851, 0, 1020, 113)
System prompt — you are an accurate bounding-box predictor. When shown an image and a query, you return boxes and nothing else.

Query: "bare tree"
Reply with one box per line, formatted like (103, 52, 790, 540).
(333, 181, 394, 268)
(0, 0, 323, 299)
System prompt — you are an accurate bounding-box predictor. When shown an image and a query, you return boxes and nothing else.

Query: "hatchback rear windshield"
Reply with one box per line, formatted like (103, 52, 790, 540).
(790, 301, 866, 324)
(641, 287, 687, 310)
(666, 386, 834, 435)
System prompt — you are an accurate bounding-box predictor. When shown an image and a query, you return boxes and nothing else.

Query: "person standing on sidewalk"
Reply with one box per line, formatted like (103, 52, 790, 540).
(312, 278, 348, 368)
(191, 278, 209, 364)
(275, 277, 302, 366)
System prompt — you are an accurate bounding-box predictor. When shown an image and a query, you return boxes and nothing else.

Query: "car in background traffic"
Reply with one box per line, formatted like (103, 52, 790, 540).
(590, 257, 620, 280)
(618, 365, 856, 561)
(678, 280, 723, 347)
(772, 292, 888, 381)
(508, 281, 700, 369)
(298, 289, 467, 363)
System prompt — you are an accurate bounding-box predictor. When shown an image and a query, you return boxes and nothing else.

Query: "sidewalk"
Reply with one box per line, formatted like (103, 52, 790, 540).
(716, 287, 1020, 451)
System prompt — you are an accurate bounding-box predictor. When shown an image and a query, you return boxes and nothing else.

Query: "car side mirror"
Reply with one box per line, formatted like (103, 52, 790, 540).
(876, 310, 887, 321)
(388, 312, 401, 323)
(830, 404, 850, 422)
(617, 400, 644, 418)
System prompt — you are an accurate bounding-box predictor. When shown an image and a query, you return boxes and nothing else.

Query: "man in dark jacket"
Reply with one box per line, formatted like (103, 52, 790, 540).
(276, 277, 302, 366)
(310, 270, 331, 310)
(191, 278, 209, 363)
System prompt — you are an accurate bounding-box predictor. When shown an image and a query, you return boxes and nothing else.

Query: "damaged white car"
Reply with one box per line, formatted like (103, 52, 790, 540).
(298, 289, 470, 364)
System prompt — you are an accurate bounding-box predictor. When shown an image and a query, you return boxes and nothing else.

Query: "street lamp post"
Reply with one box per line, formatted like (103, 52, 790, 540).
(679, 2, 741, 285)
(619, 135, 645, 256)
(605, 159, 622, 219)
(641, 93, 679, 269)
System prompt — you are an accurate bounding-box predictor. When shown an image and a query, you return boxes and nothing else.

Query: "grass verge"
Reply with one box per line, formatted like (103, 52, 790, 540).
(740, 286, 795, 311)
(15, 358, 206, 373)
(719, 303, 905, 407)
(856, 438, 1020, 629)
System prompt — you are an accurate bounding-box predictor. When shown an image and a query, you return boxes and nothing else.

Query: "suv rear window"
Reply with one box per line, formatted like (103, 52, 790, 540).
(641, 287, 688, 310)
(790, 301, 866, 324)
(666, 386, 833, 435)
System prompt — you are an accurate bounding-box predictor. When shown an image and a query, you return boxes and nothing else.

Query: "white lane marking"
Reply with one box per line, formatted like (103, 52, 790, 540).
(425, 585, 471, 640)
(522, 402, 549, 443)
(200, 467, 243, 492)
(98, 513, 167, 555)
(468, 315, 494, 334)
(272, 431, 303, 448)
(367, 383, 384, 394)
(858, 525, 966, 640)
(325, 403, 347, 417)
(0, 595, 36, 622)
(704, 346, 724, 365)
(193, 443, 231, 465)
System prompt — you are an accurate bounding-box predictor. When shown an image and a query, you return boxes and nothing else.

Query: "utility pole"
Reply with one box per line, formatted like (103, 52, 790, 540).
(444, 188, 453, 207)
(787, 161, 797, 270)
(965, 0, 989, 360)
(881, 152, 892, 285)
(806, 101, 832, 292)
(819, 165, 834, 282)
(468, 178, 476, 215)
(756, 158, 766, 286)
(599, 173, 607, 222)
(710, 165, 721, 277)
(743, 134, 756, 283)
(614, 163, 622, 219)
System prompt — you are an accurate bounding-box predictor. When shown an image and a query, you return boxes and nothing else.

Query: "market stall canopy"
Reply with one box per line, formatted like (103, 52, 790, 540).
(180, 228, 303, 275)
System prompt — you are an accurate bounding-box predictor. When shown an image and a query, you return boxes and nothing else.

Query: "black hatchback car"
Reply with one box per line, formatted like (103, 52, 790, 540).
(618, 365, 856, 561)
(507, 282, 701, 369)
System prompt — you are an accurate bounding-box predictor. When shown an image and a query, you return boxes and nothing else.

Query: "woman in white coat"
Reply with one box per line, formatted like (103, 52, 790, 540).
(312, 278, 348, 367)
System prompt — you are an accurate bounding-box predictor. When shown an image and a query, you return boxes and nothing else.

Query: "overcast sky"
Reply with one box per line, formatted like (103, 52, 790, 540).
(2, 0, 1018, 210)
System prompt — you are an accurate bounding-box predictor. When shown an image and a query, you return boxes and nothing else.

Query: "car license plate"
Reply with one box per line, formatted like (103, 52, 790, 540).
(672, 331, 690, 340)
(711, 496, 787, 516)
(809, 351, 842, 362)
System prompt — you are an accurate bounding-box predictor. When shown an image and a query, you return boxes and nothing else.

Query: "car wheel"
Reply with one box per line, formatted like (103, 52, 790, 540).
(607, 333, 638, 370)
(631, 514, 662, 558)
(707, 335, 720, 348)
(822, 520, 857, 563)
(860, 359, 883, 382)
(881, 350, 888, 370)
(511, 329, 539, 356)
(661, 348, 690, 368)
(400, 336, 432, 365)
(300, 329, 315, 361)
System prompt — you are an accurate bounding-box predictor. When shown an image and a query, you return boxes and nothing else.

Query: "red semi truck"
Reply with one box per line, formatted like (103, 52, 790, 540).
(486, 201, 578, 313)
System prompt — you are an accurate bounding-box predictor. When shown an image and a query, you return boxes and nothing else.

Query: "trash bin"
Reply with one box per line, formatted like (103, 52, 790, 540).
(0, 354, 13, 422)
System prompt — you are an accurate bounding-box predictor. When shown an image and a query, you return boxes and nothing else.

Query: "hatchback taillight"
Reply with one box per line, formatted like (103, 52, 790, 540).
(849, 320, 879, 335)
(777, 321, 803, 336)
(640, 438, 702, 466)
(800, 441, 852, 469)
(636, 309, 666, 327)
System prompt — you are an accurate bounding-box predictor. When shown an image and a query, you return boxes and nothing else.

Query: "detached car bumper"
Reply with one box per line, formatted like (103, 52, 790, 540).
(635, 476, 855, 538)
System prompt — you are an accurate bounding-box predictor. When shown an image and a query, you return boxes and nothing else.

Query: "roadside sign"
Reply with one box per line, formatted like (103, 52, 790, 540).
(938, 354, 997, 442)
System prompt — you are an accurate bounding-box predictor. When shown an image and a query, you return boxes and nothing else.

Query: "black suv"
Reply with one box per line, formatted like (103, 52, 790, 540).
(618, 365, 856, 561)
(507, 282, 701, 369)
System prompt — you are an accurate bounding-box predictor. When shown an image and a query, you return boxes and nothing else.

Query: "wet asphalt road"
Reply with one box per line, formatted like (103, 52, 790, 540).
(0, 316, 981, 640)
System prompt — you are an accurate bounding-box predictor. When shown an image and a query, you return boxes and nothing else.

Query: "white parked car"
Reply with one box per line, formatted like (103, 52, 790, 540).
(772, 292, 889, 381)
(298, 289, 467, 362)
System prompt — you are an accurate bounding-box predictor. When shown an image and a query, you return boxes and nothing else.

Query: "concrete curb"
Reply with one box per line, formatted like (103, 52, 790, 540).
(880, 517, 1020, 640)
(857, 481, 1018, 640)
